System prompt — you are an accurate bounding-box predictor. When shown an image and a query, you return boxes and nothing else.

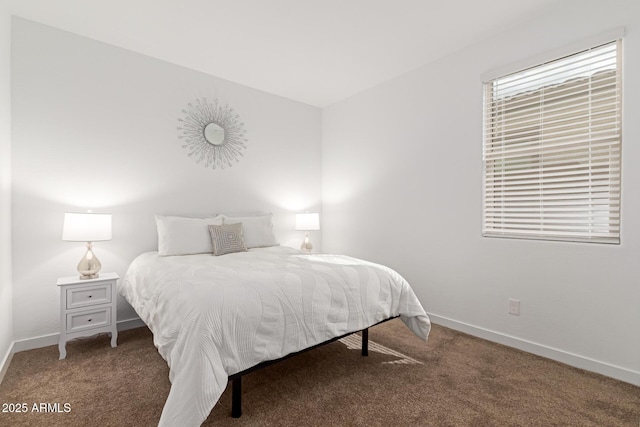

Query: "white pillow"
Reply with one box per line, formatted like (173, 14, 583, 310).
(156, 215, 223, 256)
(221, 213, 279, 248)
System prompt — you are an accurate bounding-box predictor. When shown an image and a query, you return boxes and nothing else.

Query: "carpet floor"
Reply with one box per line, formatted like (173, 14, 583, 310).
(0, 319, 638, 426)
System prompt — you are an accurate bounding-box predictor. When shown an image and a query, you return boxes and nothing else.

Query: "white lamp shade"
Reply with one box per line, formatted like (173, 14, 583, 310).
(62, 212, 112, 242)
(295, 213, 320, 231)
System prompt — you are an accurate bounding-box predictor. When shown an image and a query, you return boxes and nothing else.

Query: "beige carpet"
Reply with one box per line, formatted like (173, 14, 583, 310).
(0, 320, 638, 426)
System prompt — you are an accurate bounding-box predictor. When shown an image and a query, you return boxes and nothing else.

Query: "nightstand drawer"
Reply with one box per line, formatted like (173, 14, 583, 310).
(66, 283, 112, 309)
(66, 308, 111, 333)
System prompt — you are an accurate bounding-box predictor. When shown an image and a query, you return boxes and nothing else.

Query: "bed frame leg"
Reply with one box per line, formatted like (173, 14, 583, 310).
(231, 376, 242, 418)
(362, 328, 369, 356)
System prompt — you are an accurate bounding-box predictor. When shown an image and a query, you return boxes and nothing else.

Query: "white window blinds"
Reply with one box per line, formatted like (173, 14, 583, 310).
(482, 40, 622, 244)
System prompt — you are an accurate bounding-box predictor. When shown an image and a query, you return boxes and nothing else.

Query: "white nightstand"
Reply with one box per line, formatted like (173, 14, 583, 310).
(57, 272, 119, 360)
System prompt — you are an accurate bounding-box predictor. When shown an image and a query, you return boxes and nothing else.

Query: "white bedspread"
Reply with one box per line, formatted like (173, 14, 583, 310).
(119, 246, 430, 427)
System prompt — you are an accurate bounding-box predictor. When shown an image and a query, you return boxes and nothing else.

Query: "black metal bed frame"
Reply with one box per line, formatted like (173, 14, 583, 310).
(227, 315, 398, 418)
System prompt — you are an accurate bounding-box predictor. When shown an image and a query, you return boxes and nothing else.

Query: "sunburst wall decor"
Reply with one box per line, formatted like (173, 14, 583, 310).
(177, 98, 248, 169)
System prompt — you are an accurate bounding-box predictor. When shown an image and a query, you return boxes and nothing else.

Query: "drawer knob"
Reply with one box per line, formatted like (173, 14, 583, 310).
(88, 295, 92, 298)
(87, 318, 92, 322)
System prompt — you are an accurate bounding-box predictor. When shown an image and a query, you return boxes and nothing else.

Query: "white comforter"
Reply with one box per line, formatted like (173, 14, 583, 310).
(119, 246, 430, 427)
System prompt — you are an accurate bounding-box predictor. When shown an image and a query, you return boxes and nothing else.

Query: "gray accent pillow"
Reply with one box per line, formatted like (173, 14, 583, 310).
(208, 223, 248, 256)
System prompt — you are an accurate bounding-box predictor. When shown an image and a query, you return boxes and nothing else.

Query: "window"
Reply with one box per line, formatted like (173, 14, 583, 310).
(482, 40, 622, 244)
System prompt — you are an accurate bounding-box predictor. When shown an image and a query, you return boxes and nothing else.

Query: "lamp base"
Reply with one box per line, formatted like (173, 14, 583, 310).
(77, 242, 102, 280)
(300, 232, 314, 253)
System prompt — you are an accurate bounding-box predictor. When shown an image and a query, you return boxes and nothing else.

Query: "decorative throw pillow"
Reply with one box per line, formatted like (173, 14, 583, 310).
(221, 213, 279, 248)
(208, 223, 248, 256)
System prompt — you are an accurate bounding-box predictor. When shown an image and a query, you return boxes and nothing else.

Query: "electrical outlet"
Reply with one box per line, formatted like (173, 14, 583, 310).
(508, 298, 520, 316)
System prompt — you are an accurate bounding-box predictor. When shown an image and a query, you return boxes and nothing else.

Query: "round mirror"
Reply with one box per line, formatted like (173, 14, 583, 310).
(204, 123, 225, 145)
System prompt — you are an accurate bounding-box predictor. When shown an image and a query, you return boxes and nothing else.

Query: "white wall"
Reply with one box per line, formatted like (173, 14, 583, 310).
(11, 18, 322, 342)
(323, 0, 640, 385)
(0, 0, 13, 379)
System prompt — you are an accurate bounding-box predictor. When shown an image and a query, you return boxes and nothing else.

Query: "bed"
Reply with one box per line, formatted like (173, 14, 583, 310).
(119, 214, 431, 426)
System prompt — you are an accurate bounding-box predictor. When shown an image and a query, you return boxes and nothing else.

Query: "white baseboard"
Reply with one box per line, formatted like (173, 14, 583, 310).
(12, 332, 58, 353)
(0, 341, 14, 385)
(428, 313, 640, 387)
(116, 317, 146, 331)
(12, 317, 147, 354)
